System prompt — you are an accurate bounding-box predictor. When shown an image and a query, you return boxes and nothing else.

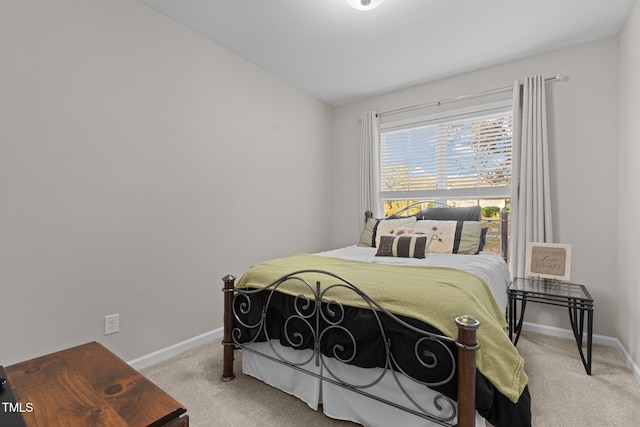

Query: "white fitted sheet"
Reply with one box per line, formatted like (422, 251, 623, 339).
(243, 341, 485, 427)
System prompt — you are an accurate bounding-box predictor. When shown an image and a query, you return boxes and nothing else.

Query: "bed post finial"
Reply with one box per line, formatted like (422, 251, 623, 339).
(365, 211, 373, 224)
(222, 274, 237, 382)
(455, 315, 480, 427)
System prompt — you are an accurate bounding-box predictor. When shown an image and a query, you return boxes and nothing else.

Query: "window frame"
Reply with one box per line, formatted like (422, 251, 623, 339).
(378, 99, 514, 212)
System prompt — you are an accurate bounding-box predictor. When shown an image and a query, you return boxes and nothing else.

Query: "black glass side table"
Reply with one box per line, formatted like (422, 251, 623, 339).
(508, 277, 594, 375)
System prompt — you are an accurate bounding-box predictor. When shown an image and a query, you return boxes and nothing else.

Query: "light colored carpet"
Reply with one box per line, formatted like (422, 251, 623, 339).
(516, 332, 640, 427)
(141, 331, 640, 427)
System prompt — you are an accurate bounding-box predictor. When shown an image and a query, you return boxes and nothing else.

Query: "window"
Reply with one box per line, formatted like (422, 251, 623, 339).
(379, 100, 513, 217)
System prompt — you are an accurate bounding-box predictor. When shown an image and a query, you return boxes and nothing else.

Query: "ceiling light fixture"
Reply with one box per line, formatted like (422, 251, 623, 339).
(345, 0, 385, 11)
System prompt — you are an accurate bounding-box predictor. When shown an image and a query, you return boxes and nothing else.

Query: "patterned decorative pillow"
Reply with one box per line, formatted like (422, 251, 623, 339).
(375, 235, 428, 259)
(392, 227, 429, 237)
(455, 221, 483, 254)
(479, 227, 490, 253)
(358, 218, 380, 247)
(414, 220, 483, 254)
(374, 217, 417, 248)
(415, 220, 457, 253)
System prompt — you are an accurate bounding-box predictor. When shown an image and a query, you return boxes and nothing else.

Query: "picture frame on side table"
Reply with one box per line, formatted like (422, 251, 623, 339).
(525, 242, 572, 281)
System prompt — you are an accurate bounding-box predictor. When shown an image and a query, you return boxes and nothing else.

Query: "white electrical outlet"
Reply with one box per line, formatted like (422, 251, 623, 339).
(104, 313, 119, 335)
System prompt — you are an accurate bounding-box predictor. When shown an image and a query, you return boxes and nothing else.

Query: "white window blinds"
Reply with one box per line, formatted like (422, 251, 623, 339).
(380, 101, 513, 201)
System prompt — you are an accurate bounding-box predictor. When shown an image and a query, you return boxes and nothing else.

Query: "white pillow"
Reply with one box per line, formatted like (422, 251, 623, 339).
(415, 220, 457, 253)
(374, 217, 417, 248)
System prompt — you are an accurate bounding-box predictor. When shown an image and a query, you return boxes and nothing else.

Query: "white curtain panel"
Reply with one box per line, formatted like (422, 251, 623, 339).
(359, 111, 382, 218)
(510, 75, 554, 278)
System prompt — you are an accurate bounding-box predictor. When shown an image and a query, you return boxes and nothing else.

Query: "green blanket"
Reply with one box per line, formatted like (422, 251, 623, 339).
(237, 253, 527, 403)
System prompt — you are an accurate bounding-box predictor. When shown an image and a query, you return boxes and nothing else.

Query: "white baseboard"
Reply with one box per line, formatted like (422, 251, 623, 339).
(521, 321, 615, 347)
(128, 327, 223, 370)
(521, 322, 640, 384)
(127, 322, 640, 386)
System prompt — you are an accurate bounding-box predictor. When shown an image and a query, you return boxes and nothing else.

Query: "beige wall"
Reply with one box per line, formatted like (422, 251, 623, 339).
(0, 1, 333, 364)
(619, 0, 640, 372)
(331, 38, 620, 340)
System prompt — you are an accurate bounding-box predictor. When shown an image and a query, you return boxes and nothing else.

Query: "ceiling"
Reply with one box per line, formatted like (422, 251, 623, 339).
(141, 0, 635, 106)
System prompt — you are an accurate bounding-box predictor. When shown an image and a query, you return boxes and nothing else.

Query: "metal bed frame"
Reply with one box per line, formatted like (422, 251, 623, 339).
(221, 271, 480, 427)
(220, 205, 511, 427)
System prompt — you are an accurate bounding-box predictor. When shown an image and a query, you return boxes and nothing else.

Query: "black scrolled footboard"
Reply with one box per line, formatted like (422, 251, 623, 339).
(221, 271, 480, 427)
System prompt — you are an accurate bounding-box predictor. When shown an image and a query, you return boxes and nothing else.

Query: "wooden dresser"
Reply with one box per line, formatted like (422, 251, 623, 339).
(4, 341, 188, 426)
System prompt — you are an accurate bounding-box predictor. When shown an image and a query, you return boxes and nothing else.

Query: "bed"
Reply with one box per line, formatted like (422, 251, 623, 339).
(221, 206, 531, 427)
